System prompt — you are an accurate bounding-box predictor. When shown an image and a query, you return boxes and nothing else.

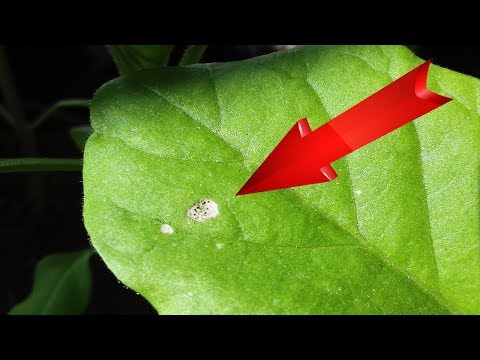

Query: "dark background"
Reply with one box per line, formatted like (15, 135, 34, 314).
(1, 45, 479, 314)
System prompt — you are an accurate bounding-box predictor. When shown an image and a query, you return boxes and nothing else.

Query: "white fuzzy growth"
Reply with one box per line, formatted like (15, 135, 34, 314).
(354, 189, 363, 195)
(186, 199, 219, 222)
(160, 224, 174, 234)
(215, 243, 224, 250)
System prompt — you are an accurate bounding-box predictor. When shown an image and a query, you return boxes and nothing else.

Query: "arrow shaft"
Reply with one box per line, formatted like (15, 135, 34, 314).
(305, 60, 451, 165)
(237, 60, 452, 195)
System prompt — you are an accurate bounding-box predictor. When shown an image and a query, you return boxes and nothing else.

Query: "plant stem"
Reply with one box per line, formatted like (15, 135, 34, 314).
(179, 45, 208, 66)
(0, 103, 17, 127)
(0, 158, 83, 173)
(0, 46, 37, 155)
(0, 46, 43, 215)
(32, 98, 90, 128)
(0, 46, 27, 127)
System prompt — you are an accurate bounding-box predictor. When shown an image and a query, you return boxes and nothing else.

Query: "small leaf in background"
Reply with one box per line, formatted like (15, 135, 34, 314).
(84, 45, 480, 314)
(9, 249, 93, 315)
(108, 45, 174, 75)
(70, 125, 93, 152)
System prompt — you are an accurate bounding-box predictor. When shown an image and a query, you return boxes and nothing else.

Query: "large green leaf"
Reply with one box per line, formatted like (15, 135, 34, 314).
(9, 249, 93, 315)
(84, 46, 480, 314)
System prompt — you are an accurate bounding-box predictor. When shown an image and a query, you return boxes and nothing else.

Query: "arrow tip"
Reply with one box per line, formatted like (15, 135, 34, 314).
(236, 118, 337, 195)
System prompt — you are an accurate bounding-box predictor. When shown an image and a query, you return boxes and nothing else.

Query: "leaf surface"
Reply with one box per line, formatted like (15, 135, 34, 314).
(84, 46, 480, 314)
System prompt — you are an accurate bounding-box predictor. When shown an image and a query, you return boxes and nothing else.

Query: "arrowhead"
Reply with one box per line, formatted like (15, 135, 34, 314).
(237, 118, 338, 195)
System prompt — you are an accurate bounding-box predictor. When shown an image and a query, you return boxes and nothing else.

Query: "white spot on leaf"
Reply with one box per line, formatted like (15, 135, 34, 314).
(215, 243, 224, 250)
(160, 224, 174, 234)
(187, 199, 219, 222)
(354, 189, 362, 195)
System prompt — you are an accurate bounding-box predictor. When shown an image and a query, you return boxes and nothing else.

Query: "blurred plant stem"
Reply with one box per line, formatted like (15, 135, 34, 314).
(179, 45, 208, 66)
(0, 46, 43, 216)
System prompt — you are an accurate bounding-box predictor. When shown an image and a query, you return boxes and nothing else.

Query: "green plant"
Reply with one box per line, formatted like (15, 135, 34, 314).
(5, 45, 480, 314)
(2, 45, 207, 314)
(9, 250, 93, 315)
(1, 45, 91, 314)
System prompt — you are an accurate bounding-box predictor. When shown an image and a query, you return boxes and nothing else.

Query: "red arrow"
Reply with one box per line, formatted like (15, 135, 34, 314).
(237, 60, 452, 196)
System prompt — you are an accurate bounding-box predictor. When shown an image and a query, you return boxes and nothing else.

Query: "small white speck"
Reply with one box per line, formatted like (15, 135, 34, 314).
(186, 292, 193, 297)
(354, 189, 362, 195)
(160, 223, 174, 234)
(187, 199, 219, 222)
(215, 243, 224, 250)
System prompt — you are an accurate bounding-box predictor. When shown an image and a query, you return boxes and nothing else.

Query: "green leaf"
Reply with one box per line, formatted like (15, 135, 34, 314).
(0, 158, 82, 173)
(70, 125, 93, 152)
(9, 249, 93, 315)
(108, 45, 174, 75)
(84, 45, 480, 314)
(178, 45, 208, 66)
